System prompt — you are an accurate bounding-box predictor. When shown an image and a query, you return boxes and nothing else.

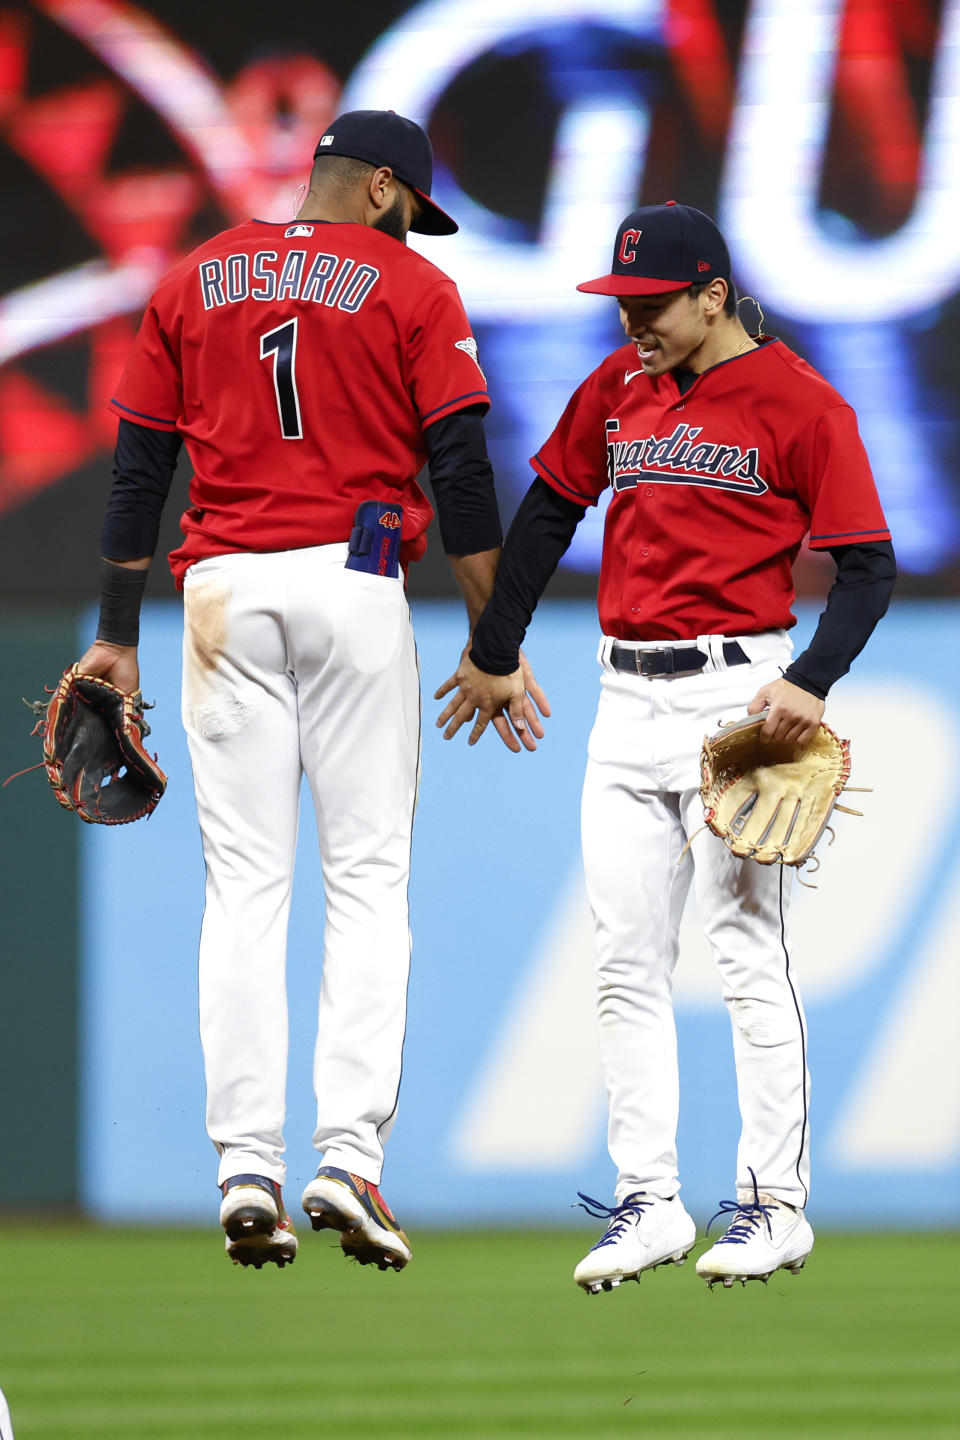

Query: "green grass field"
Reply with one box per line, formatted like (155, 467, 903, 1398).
(0, 1227, 956, 1439)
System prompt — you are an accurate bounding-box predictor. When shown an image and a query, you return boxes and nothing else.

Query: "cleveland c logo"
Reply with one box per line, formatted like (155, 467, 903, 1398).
(617, 228, 643, 265)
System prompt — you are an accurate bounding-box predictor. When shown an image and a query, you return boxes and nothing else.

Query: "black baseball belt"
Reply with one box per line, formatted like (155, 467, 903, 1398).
(609, 640, 750, 677)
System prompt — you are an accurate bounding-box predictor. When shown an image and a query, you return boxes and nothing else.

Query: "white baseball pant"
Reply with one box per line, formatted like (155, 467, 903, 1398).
(181, 543, 420, 1189)
(581, 630, 811, 1209)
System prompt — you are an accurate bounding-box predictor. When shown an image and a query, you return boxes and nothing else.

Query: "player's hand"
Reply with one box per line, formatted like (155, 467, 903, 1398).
(434, 648, 550, 752)
(747, 677, 824, 748)
(518, 649, 550, 732)
(75, 641, 140, 696)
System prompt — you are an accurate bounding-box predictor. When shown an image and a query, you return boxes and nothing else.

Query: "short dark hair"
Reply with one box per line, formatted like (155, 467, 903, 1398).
(309, 153, 376, 193)
(688, 277, 738, 317)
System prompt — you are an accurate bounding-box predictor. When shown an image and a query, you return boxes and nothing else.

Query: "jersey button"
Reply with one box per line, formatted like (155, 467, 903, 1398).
(641, 546, 650, 557)
(644, 487, 654, 498)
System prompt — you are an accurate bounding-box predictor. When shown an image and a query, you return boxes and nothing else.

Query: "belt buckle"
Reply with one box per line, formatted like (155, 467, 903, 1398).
(638, 648, 670, 677)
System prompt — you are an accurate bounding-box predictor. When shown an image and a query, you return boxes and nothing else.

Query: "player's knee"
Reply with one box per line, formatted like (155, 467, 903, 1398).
(727, 995, 794, 1046)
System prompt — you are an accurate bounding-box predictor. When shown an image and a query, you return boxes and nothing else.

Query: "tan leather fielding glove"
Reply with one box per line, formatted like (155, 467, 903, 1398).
(699, 710, 861, 869)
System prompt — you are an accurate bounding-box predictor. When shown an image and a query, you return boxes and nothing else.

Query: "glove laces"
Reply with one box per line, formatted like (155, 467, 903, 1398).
(573, 1191, 654, 1250)
(705, 1167, 776, 1246)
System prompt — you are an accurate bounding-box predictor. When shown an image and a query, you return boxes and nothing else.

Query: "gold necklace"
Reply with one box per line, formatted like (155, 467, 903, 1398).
(727, 333, 757, 362)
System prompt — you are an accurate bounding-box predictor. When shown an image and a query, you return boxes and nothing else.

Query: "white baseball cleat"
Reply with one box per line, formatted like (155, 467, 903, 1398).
(219, 1173, 298, 1269)
(573, 1190, 697, 1294)
(695, 1170, 813, 1289)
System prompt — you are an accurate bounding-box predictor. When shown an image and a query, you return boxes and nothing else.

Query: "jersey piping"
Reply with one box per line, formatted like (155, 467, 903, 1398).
(110, 398, 178, 430)
(421, 389, 489, 424)
(809, 527, 891, 545)
(530, 452, 596, 504)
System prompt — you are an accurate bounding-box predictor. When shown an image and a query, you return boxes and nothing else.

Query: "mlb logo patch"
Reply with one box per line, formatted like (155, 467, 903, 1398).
(319, 134, 334, 146)
(285, 224, 315, 238)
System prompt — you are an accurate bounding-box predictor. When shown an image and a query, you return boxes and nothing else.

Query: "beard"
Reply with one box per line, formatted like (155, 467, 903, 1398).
(372, 189, 408, 243)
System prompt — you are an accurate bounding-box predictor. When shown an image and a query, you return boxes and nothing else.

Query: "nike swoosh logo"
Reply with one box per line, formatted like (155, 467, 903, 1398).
(624, 369, 645, 383)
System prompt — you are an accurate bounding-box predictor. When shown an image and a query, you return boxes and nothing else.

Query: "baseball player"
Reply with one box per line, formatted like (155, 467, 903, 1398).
(438, 203, 895, 1291)
(74, 110, 546, 1271)
(0, 1387, 13, 1440)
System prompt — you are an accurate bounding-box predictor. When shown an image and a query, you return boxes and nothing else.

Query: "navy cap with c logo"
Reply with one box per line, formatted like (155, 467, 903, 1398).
(314, 110, 457, 236)
(577, 202, 731, 296)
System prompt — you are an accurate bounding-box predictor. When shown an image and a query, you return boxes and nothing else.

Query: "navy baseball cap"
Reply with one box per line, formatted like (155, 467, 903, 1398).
(577, 201, 730, 296)
(313, 109, 458, 236)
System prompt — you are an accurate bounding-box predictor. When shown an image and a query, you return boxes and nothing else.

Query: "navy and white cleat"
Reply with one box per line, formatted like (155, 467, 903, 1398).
(696, 1169, 813, 1289)
(573, 1190, 697, 1294)
(219, 1173, 298, 1269)
(301, 1166, 411, 1272)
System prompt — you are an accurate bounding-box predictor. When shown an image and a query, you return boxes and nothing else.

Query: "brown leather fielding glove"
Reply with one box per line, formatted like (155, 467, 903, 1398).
(28, 665, 167, 825)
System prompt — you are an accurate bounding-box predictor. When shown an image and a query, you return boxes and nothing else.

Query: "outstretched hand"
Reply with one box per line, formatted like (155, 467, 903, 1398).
(74, 640, 140, 696)
(434, 649, 550, 752)
(748, 676, 824, 748)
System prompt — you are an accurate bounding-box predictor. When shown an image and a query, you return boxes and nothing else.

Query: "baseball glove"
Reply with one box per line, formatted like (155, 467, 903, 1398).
(699, 710, 864, 872)
(23, 665, 167, 825)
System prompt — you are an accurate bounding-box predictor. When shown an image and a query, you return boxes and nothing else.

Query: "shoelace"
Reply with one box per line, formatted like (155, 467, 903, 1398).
(574, 1191, 654, 1250)
(705, 1167, 776, 1246)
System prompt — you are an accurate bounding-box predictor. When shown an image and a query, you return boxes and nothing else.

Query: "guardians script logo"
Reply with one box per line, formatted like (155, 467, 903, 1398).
(605, 419, 769, 497)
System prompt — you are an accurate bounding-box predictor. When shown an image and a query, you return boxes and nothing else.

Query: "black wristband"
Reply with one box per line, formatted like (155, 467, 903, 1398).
(96, 558, 148, 647)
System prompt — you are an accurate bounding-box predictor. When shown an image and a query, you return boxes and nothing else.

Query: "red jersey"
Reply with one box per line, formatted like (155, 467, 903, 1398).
(532, 337, 890, 641)
(109, 219, 489, 584)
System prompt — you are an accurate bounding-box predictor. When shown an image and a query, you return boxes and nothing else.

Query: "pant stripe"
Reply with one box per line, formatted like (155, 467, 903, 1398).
(375, 629, 421, 1151)
(778, 866, 810, 1208)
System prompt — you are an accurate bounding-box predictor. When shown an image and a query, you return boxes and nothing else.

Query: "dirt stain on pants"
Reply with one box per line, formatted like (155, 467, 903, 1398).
(183, 579, 255, 739)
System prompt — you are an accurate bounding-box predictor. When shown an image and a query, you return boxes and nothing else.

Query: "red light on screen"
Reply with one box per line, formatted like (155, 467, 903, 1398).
(665, 0, 735, 139)
(833, 0, 926, 210)
(0, 0, 340, 515)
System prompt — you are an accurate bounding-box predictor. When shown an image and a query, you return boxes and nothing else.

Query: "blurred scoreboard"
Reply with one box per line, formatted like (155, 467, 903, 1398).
(1, 0, 958, 599)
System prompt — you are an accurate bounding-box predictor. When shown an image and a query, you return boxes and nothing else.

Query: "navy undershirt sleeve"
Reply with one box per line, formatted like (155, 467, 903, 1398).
(470, 476, 586, 674)
(100, 418, 182, 559)
(424, 404, 503, 555)
(784, 541, 896, 698)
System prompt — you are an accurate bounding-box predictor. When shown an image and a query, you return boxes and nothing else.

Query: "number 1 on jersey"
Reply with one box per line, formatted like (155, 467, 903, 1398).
(259, 318, 303, 439)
